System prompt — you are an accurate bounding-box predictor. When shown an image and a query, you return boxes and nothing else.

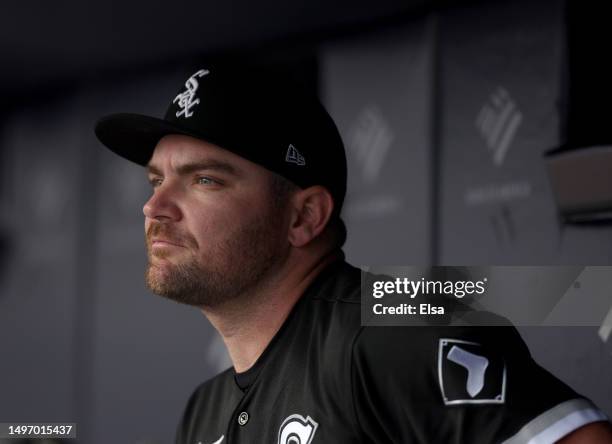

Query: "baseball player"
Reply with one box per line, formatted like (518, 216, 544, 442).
(95, 64, 612, 443)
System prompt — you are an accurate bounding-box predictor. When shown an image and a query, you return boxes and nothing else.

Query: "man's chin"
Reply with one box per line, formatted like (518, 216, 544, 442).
(144, 262, 205, 306)
(145, 278, 184, 302)
(145, 264, 175, 294)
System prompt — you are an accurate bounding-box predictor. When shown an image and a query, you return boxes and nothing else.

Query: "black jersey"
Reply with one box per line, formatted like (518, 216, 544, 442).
(175, 260, 608, 444)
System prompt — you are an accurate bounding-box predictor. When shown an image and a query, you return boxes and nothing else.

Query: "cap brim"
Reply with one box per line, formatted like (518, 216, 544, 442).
(95, 113, 209, 166)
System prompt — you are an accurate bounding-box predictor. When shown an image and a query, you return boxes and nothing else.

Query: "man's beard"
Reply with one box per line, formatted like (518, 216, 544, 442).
(145, 209, 287, 308)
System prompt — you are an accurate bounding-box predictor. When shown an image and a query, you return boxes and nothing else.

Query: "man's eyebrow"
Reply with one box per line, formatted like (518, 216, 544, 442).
(147, 161, 241, 177)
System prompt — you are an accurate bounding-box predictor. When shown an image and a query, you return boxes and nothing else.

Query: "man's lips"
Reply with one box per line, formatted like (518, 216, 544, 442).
(149, 238, 185, 248)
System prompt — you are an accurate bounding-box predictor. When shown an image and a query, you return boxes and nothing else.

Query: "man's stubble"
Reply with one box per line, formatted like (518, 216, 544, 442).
(145, 204, 288, 309)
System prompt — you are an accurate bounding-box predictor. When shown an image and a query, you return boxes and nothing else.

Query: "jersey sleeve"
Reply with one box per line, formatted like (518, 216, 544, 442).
(350, 325, 609, 443)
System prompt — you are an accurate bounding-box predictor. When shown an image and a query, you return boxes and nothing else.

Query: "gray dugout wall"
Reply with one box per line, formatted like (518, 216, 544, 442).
(0, 0, 611, 442)
(0, 97, 83, 431)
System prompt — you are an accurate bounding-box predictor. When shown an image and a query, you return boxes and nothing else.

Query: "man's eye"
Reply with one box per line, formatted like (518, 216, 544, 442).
(149, 177, 163, 187)
(196, 176, 216, 185)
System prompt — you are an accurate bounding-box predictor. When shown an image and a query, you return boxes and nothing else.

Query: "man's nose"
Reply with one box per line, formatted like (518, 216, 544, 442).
(143, 183, 182, 221)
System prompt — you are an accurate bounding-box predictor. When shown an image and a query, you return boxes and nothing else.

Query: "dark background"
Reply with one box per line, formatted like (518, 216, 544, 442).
(1, 0, 611, 443)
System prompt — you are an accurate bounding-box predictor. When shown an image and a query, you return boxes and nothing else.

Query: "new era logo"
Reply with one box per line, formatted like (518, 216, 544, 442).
(285, 144, 306, 166)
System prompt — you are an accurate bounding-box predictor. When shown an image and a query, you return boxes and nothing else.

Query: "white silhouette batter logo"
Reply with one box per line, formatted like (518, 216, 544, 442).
(278, 414, 318, 444)
(174, 69, 210, 118)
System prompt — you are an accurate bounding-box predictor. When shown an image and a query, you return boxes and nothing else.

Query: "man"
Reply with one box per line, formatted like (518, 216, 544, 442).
(95, 64, 612, 443)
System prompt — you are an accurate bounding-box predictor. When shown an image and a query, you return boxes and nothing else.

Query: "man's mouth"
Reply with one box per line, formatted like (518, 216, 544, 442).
(150, 237, 185, 248)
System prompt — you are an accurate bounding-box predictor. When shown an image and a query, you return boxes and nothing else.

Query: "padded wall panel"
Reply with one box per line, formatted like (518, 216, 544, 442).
(438, 0, 565, 264)
(321, 20, 433, 265)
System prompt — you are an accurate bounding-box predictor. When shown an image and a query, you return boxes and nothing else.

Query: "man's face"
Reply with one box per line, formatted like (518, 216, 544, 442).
(143, 134, 290, 308)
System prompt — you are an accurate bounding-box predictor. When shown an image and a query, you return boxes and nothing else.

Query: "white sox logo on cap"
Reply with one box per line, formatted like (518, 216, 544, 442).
(174, 69, 210, 118)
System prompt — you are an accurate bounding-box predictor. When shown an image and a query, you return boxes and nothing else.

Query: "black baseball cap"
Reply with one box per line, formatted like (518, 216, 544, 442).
(94, 64, 347, 215)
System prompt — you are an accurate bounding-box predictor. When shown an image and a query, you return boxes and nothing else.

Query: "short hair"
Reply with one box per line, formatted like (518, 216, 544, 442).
(269, 172, 299, 210)
(269, 173, 346, 248)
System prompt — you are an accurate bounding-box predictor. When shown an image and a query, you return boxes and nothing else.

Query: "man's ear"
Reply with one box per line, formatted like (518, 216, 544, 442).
(287, 186, 334, 247)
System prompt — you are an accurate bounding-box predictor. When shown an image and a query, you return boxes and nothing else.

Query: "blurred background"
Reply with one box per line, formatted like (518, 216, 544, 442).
(1, 0, 612, 443)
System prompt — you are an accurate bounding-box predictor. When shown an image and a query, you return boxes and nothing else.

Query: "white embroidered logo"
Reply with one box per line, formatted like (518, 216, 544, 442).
(278, 414, 318, 444)
(438, 338, 506, 406)
(173, 69, 210, 118)
(285, 144, 306, 166)
(447, 346, 488, 397)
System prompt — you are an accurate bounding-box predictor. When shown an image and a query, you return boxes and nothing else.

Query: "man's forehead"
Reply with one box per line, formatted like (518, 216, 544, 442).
(147, 134, 258, 178)
(151, 134, 227, 160)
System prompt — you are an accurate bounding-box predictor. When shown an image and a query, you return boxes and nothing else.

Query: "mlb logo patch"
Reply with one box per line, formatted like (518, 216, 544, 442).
(438, 338, 506, 405)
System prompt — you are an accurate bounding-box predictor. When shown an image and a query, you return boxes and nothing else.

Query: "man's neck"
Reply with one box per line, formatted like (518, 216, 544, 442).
(201, 249, 341, 373)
